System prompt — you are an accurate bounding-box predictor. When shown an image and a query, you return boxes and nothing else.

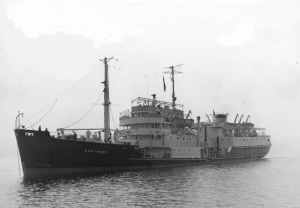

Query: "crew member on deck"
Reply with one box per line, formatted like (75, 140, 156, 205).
(61, 129, 64, 137)
(45, 128, 50, 136)
(97, 131, 102, 143)
(86, 129, 91, 140)
(72, 131, 77, 140)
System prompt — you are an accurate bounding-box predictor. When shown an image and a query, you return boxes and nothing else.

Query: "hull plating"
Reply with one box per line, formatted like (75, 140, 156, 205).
(15, 129, 270, 179)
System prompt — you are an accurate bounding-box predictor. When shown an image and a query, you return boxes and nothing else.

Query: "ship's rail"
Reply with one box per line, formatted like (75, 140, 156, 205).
(132, 105, 157, 113)
(223, 131, 268, 137)
(120, 111, 166, 120)
(120, 109, 131, 118)
(55, 128, 119, 143)
(131, 97, 183, 108)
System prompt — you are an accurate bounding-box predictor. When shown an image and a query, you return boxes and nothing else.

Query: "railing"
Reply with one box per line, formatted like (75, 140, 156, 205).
(141, 152, 171, 159)
(132, 105, 157, 112)
(120, 112, 166, 120)
(119, 109, 130, 117)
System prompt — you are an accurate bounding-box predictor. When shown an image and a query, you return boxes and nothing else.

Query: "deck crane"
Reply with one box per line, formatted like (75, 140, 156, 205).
(234, 114, 239, 123)
(205, 113, 211, 124)
(238, 114, 244, 124)
(246, 115, 250, 123)
(185, 110, 191, 119)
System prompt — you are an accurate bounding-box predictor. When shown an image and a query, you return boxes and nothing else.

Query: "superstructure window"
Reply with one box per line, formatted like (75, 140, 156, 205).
(154, 123, 160, 128)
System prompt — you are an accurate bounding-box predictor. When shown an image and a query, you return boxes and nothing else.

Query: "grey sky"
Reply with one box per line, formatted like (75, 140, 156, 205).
(1, 0, 299, 156)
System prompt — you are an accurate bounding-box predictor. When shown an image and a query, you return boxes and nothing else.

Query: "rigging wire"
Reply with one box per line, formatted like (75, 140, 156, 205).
(26, 99, 58, 129)
(56, 69, 98, 100)
(22, 69, 98, 126)
(110, 65, 159, 77)
(22, 65, 180, 129)
(109, 105, 117, 130)
(62, 91, 103, 129)
(145, 75, 149, 98)
(175, 73, 191, 111)
(21, 100, 58, 126)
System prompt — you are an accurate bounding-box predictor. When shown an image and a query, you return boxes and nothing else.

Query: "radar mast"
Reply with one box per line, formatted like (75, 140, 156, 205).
(164, 64, 184, 115)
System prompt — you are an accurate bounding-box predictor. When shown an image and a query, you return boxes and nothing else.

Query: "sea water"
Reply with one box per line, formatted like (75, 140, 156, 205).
(0, 150, 299, 208)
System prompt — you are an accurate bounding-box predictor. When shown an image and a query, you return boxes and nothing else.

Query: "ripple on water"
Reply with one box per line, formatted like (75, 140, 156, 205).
(3, 156, 300, 208)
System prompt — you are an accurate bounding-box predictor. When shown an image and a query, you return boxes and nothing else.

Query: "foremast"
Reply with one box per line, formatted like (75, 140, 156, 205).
(100, 57, 114, 143)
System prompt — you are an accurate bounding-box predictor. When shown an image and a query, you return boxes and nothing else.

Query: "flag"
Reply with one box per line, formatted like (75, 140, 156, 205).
(163, 76, 166, 92)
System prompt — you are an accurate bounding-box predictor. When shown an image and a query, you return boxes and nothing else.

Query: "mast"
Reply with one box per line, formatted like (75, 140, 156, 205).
(100, 57, 114, 143)
(171, 66, 175, 109)
(164, 64, 183, 111)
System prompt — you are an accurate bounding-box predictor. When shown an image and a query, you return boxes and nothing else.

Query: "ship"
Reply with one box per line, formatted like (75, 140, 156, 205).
(14, 58, 271, 179)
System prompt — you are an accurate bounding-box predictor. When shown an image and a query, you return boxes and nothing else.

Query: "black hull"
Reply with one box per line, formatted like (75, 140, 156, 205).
(15, 129, 271, 179)
(23, 157, 266, 179)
